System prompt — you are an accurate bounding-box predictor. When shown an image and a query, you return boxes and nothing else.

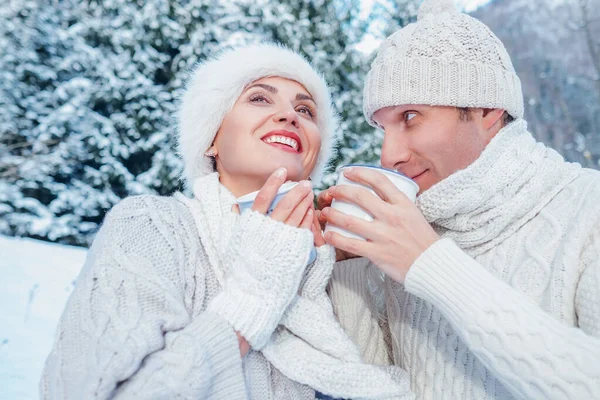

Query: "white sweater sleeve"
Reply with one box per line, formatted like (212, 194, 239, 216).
(328, 258, 393, 366)
(575, 226, 600, 338)
(40, 196, 247, 400)
(404, 238, 600, 400)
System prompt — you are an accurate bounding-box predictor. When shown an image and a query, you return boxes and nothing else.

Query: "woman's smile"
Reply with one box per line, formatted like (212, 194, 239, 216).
(261, 130, 303, 153)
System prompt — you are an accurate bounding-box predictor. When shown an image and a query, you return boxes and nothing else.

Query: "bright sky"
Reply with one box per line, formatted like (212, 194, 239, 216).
(360, 0, 492, 16)
(356, 0, 492, 53)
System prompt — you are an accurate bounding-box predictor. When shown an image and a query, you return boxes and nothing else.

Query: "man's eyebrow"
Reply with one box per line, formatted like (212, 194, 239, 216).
(296, 93, 316, 104)
(245, 83, 277, 93)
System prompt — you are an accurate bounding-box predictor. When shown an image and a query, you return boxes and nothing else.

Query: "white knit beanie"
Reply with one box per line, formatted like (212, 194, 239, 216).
(363, 0, 524, 125)
(178, 43, 338, 188)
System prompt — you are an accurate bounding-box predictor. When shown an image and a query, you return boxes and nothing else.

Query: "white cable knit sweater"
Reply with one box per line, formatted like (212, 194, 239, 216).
(40, 172, 413, 399)
(328, 120, 600, 399)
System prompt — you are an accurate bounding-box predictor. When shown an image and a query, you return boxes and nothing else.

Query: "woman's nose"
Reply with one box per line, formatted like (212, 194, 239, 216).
(273, 108, 299, 128)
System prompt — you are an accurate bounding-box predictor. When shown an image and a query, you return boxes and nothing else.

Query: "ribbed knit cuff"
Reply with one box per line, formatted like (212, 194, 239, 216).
(208, 283, 277, 350)
(172, 312, 246, 398)
(213, 210, 314, 349)
(300, 245, 336, 299)
(404, 238, 505, 328)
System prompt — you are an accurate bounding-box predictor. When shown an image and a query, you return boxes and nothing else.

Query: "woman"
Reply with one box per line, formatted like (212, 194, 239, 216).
(40, 43, 412, 399)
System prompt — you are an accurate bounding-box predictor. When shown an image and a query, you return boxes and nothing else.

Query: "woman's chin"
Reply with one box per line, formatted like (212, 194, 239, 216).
(265, 161, 305, 181)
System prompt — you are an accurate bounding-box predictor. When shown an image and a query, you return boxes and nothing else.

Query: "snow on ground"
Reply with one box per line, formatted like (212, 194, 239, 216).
(0, 235, 86, 400)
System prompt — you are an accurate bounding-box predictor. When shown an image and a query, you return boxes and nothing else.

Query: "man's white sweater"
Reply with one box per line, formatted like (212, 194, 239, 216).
(329, 120, 600, 399)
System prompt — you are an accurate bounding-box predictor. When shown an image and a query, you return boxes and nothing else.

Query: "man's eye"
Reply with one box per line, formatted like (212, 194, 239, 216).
(405, 112, 417, 122)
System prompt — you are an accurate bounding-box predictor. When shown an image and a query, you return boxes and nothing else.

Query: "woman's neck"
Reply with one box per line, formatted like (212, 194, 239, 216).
(217, 172, 269, 198)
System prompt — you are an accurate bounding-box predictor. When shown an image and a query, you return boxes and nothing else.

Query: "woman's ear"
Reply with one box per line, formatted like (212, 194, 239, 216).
(205, 146, 217, 157)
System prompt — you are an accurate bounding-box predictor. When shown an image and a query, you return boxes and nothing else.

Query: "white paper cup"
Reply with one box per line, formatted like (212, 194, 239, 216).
(324, 165, 419, 241)
(236, 181, 317, 264)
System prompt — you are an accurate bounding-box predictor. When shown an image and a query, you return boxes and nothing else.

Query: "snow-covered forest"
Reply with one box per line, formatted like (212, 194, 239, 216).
(1, 0, 599, 248)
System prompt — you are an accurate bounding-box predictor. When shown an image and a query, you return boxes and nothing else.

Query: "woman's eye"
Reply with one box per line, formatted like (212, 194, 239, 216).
(250, 94, 269, 103)
(297, 106, 314, 118)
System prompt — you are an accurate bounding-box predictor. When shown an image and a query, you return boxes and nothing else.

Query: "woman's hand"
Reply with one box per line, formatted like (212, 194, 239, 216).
(251, 167, 314, 230)
(316, 189, 358, 262)
(212, 167, 315, 350)
(236, 331, 250, 358)
(311, 207, 326, 247)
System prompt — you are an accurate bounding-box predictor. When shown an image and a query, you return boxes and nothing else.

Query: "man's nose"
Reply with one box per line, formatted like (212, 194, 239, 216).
(380, 131, 411, 170)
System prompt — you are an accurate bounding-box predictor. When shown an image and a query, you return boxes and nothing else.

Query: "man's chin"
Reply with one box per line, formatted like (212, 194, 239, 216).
(413, 171, 437, 195)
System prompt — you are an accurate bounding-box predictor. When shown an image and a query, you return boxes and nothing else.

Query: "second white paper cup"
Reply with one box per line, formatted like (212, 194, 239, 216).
(324, 165, 419, 241)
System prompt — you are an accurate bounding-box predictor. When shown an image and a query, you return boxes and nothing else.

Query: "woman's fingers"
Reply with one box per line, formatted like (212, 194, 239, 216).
(284, 189, 314, 227)
(251, 168, 287, 214)
(311, 209, 326, 247)
(270, 180, 312, 222)
(299, 207, 314, 231)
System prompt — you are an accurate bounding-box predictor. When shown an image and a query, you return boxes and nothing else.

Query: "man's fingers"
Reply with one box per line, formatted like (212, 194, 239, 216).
(252, 168, 288, 214)
(343, 167, 410, 205)
(326, 185, 388, 221)
(323, 229, 371, 259)
(316, 189, 334, 210)
(321, 206, 378, 240)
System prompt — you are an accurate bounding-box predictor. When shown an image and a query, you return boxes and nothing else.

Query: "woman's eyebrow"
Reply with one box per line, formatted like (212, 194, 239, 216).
(246, 83, 315, 105)
(296, 93, 315, 104)
(246, 83, 277, 93)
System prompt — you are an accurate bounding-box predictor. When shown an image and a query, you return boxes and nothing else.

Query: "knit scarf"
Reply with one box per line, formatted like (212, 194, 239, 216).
(177, 173, 412, 399)
(416, 120, 581, 257)
(175, 173, 238, 286)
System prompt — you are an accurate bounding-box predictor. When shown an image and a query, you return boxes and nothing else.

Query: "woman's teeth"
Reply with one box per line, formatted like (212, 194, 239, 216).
(264, 136, 299, 152)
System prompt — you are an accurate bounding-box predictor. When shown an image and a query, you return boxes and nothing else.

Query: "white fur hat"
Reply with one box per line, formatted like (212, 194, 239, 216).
(363, 0, 524, 124)
(178, 43, 338, 188)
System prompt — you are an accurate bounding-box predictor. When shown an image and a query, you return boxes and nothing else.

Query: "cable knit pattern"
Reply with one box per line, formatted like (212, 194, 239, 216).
(40, 195, 247, 399)
(42, 172, 413, 399)
(328, 258, 394, 367)
(329, 121, 600, 399)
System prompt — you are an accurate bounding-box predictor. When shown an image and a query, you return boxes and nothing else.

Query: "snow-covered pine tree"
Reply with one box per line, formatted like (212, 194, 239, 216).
(0, 0, 374, 245)
(473, 0, 600, 169)
(0, 0, 259, 246)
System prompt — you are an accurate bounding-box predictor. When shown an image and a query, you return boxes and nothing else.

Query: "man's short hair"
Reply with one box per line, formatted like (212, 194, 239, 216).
(458, 107, 515, 127)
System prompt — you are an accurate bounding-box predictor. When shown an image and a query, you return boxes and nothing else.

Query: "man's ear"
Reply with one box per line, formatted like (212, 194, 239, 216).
(482, 108, 505, 131)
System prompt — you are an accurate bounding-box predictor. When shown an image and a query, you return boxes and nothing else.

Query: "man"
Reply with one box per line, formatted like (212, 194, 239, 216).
(319, 0, 600, 398)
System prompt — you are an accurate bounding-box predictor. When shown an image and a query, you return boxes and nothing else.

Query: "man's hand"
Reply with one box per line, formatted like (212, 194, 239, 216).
(316, 190, 358, 262)
(320, 167, 439, 283)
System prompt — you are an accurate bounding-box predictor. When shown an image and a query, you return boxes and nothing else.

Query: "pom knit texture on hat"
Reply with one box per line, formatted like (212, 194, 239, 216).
(364, 0, 524, 124)
(178, 43, 338, 188)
